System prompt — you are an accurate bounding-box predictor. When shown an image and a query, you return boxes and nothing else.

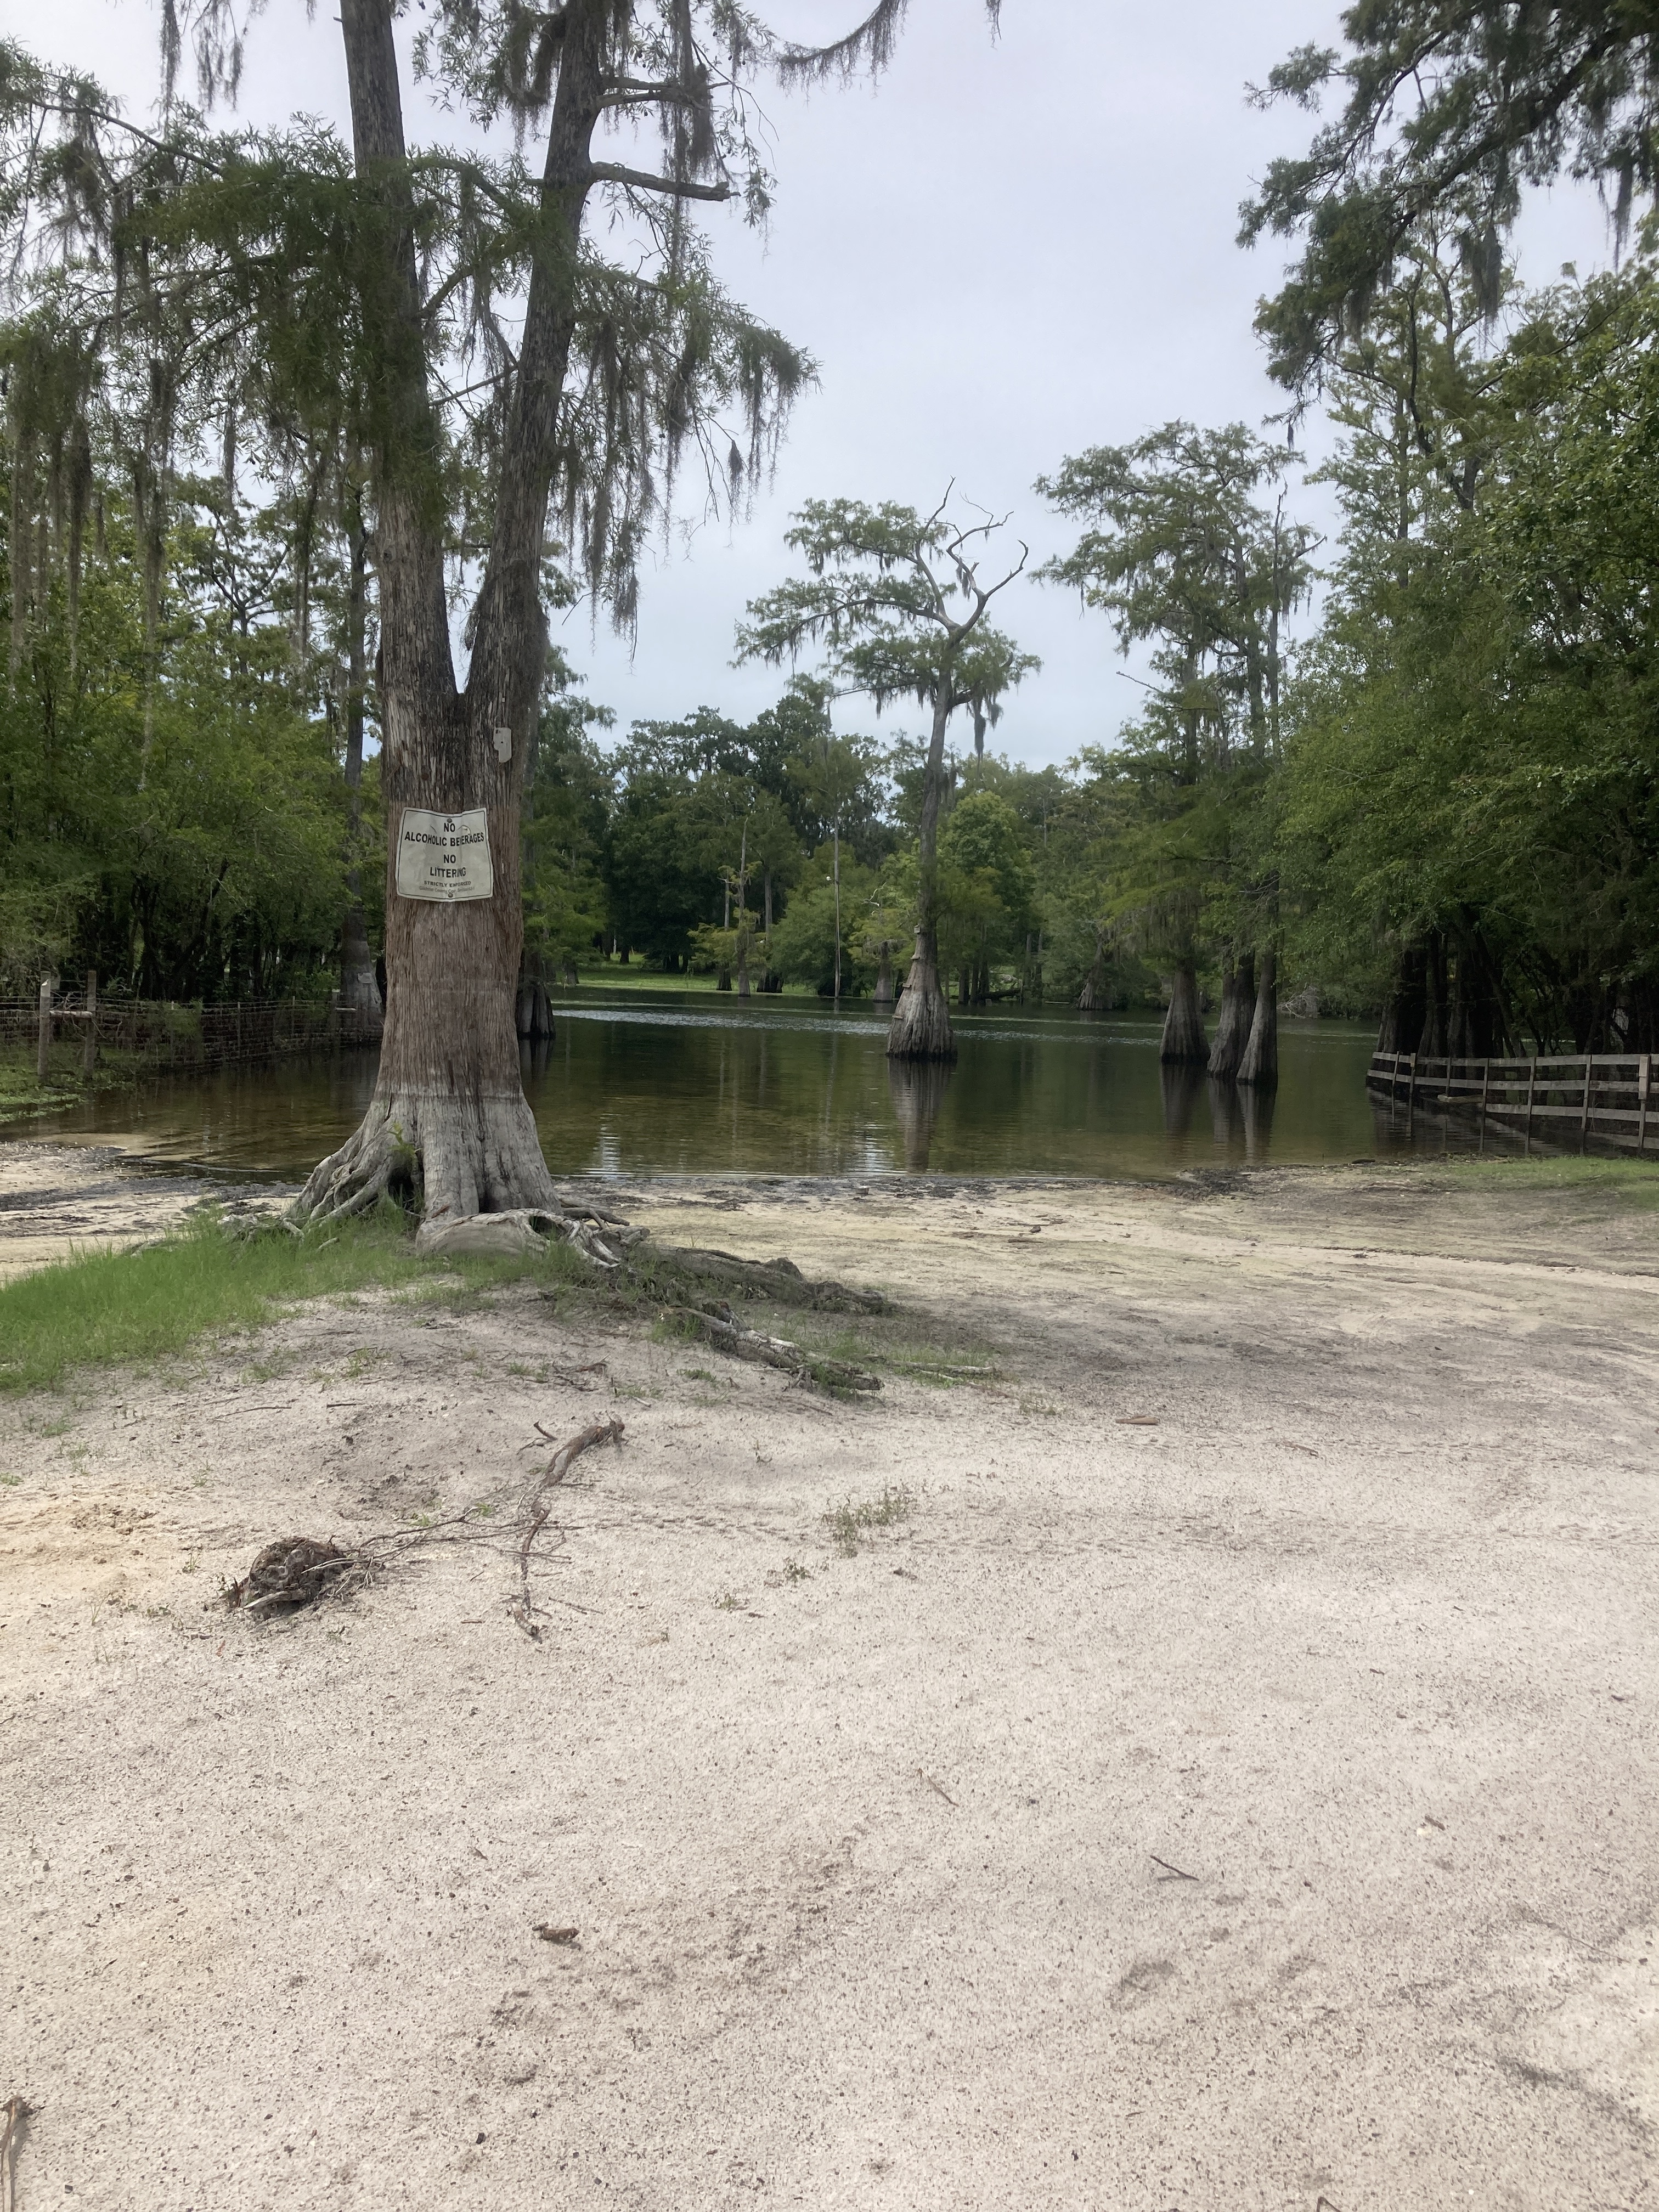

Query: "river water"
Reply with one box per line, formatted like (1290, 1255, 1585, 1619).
(10, 991, 1463, 1183)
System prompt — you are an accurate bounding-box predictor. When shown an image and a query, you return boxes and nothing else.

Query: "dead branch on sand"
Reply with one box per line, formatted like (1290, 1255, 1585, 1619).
(511, 1418, 625, 1639)
(2, 2097, 30, 2212)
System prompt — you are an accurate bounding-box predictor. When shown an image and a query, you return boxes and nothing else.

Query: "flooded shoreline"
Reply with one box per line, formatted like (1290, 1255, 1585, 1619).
(5, 991, 1447, 1184)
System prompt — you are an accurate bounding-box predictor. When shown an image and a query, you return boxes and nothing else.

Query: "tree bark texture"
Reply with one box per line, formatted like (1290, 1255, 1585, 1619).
(887, 690, 956, 1060)
(1237, 947, 1279, 1088)
(299, 0, 610, 1227)
(1159, 961, 1207, 1063)
(340, 483, 383, 1037)
(1207, 949, 1254, 1079)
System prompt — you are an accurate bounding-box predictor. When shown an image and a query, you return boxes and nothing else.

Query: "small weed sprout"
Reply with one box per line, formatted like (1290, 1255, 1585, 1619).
(782, 1557, 811, 1583)
(825, 1483, 916, 1558)
(713, 1589, 742, 1612)
(680, 1365, 716, 1383)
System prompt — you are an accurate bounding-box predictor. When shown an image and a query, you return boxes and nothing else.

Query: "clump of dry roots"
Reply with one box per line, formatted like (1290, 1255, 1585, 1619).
(222, 1421, 629, 1635)
(225, 1537, 362, 1612)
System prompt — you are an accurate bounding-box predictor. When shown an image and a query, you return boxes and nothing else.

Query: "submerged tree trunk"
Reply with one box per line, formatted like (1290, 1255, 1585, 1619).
(1378, 942, 1427, 1056)
(832, 827, 841, 1003)
(515, 975, 553, 1039)
(1416, 932, 1449, 1059)
(1236, 946, 1278, 1088)
(1207, 949, 1254, 1079)
(298, 0, 608, 1229)
(887, 689, 956, 1060)
(1077, 933, 1110, 1012)
(1160, 960, 1207, 1063)
(339, 480, 383, 1039)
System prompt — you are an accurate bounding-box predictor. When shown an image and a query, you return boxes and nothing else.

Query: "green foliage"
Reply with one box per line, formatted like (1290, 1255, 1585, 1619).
(768, 848, 877, 993)
(0, 484, 347, 996)
(1242, 3, 1659, 393)
(737, 498, 1037, 729)
(1277, 262, 1659, 1048)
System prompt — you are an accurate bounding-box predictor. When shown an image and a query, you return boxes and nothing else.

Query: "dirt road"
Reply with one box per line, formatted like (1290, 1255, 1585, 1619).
(2, 1165, 1655, 2208)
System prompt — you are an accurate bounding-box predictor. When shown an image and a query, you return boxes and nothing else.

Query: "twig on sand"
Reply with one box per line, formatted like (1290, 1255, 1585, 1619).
(919, 1769, 957, 1808)
(1150, 1854, 1199, 1882)
(2, 2097, 30, 2212)
(511, 1419, 625, 1639)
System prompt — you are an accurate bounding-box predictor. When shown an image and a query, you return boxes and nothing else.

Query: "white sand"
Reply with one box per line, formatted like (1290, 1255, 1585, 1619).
(2, 1162, 1656, 2208)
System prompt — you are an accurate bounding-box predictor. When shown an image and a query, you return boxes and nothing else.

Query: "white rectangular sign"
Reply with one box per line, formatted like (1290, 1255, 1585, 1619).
(396, 806, 494, 903)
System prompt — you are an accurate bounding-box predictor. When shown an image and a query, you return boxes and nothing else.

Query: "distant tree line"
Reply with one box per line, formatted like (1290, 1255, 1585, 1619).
(3, 0, 1658, 1085)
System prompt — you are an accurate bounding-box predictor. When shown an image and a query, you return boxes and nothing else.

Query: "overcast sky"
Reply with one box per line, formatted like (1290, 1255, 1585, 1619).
(11, 0, 1620, 765)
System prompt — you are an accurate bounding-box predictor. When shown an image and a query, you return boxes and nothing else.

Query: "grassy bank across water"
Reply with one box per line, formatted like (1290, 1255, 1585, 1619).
(0, 1209, 588, 1397)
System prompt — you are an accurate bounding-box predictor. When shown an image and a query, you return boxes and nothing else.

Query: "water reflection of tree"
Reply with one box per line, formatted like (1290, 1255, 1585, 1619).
(1160, 1062, 1204, 1141)
(888, 1059, 953, 1173)
(1238, 1082, 1274, 1163)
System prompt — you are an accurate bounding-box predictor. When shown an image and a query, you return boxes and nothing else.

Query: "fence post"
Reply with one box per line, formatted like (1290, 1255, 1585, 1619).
(1406, 1052, 1418, 1133)
(1525, 1058, 1537, 1154)
(82, 969, 98, 1081)
(1641, 1054, 1652, 1155)
(1580, 1056, 1594, 1150)
(1479, 1057, 1491, 1153)
(36, 977, 53, 1084)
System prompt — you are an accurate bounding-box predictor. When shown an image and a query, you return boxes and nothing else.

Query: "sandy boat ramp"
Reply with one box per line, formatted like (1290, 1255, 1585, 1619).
(1, 1144, 1655, 2209)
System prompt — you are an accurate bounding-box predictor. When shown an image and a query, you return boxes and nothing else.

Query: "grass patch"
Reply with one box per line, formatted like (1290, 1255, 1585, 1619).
(1440, 1153, 1659, 1206)
(825, 1483, 916, 1559)
(0, 1205, 592, 1397)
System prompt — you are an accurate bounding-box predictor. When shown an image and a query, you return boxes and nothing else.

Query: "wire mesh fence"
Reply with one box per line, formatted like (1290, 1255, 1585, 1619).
(1, 989, 378, 1077)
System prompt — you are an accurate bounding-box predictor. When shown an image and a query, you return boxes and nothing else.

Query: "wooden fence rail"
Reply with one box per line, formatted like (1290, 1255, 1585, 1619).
(1, 987, 376, 1077)
(1368, 1049, 1656, 1155)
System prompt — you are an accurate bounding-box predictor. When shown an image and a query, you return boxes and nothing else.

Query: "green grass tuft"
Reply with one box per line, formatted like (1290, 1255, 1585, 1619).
(825, 1483, 916, 1558)
(0, 1205, 590, 1397)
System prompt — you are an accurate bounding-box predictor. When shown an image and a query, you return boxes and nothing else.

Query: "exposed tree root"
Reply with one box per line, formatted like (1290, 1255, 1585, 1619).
(292, 1087, 563, 1229)
(663, 1302, 881, 1396)
(634, 1245, 891, 1314)
(289, 1087, 648, 1266)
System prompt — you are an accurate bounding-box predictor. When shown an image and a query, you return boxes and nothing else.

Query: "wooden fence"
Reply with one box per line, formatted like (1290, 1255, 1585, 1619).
(1368, 1049, 1656, 1155)
(1, 983, 377, 1081)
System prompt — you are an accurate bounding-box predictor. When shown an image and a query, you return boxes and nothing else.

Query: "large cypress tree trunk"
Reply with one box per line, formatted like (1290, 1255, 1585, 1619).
(339, 482, 383, 1039)
(1416, 932, 1449, 1058)
(1378, 943, 1427, 1056)
(1160, 960, 1207, 1062)
(887, 689, 956, 1059)
(1237, 947, 1278, 1088)
(1206, 949, 1254, 1079)
(298, 0, 606, 1229)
